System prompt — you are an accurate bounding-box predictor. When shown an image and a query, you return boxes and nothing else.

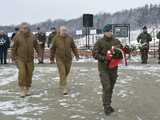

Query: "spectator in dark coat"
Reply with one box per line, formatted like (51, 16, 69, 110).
(0, 31, 10, 64)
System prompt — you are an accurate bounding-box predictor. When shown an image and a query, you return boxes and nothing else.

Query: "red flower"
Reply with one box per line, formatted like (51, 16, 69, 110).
(106, 47, 123, 69)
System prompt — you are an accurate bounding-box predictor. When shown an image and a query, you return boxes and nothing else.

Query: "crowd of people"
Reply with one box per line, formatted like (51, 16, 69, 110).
(0, 25, 57, 64)
(1, 24, 160, 65)
(1, 22, 160, 116)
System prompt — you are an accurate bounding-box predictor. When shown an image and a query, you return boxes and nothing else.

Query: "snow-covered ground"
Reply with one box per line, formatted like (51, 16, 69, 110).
(0, 60, 160, 120)
(3, 28, 160, 120)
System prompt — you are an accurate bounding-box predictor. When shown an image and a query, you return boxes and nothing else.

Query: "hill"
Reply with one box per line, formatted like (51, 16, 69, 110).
(1, 4, 160, 34)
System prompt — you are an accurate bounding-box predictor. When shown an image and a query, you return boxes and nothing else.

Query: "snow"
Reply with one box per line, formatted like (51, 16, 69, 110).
(0, 62, 160, 120)
(0, 66, 18, 86)
(70, 115, 86, 119)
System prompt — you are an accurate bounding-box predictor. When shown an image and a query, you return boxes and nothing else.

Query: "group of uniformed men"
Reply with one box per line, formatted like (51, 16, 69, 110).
(0, 26, 56, 64)
(11, 23, 79, 96)
(1, 23, 160, 116)
(10, 23, 120, 115)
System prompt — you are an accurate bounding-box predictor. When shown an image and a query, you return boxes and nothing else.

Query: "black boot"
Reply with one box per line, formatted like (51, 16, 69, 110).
(4, 59, 7, 64)
(0, 59, 3, 64)
(38, 61, 44, 64)
(104, 106, 115, 115)
(144, 60, 147, 64)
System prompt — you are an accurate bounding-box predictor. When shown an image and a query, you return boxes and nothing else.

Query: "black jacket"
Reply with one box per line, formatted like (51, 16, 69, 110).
(0, 34, 10, 49)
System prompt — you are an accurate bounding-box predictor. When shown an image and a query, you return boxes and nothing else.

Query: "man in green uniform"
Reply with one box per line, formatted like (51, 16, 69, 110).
(35, 27, 46, 64)
(92, 25, 122, 115)
(47, 27, 57, 48)
(50, 26, 79, 95)
(137, 26, 152, 64)
(11, 23, 41, 97)
(157, 31, 160, 64)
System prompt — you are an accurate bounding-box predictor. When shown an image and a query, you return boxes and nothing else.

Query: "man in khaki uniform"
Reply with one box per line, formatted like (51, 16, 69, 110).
(11, 23, 41, 97)
(50, 26, 79, 95)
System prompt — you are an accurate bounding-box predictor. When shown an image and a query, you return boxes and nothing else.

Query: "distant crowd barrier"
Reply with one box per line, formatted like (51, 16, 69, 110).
(6, 48, 159, 63)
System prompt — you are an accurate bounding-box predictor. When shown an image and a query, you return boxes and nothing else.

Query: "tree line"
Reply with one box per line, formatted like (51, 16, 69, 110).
(1, 4, 160, 34)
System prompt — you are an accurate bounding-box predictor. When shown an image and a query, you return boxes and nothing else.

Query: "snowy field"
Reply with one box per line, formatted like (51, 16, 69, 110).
(0, 60, 160, 120)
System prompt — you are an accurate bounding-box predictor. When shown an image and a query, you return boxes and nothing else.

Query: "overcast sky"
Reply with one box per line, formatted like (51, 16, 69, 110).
(0, 0, 160, 25)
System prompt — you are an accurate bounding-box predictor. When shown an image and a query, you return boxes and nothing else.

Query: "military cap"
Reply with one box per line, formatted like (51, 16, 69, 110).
(103, 24, 112, 32)
(143, 26, 147, 30)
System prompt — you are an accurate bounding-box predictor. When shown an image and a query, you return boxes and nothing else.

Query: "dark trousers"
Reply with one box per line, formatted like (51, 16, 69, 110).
(0, 47, 8, 64)
(158, 43, 160, 63)
(99, 68, 118, 110)
(39, 45, 45, 63)
(140, 49, 149, 64)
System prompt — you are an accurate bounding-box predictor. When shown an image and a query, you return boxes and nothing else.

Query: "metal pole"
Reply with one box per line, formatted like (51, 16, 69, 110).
(128, 24, 131, 46)
(153, 28, 156, 58)
(159, 38, 160, 63)
(85, 27, 88, 49)
(88, 27, 90, 49)
(128, 24, 131, 59)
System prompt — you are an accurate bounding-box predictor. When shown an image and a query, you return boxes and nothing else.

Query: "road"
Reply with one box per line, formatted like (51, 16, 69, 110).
(0, 62, 160, 120)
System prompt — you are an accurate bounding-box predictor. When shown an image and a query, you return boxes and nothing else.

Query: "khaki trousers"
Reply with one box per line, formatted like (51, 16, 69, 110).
(56, 60, 72, 87)
(17, 60, 34, 87)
